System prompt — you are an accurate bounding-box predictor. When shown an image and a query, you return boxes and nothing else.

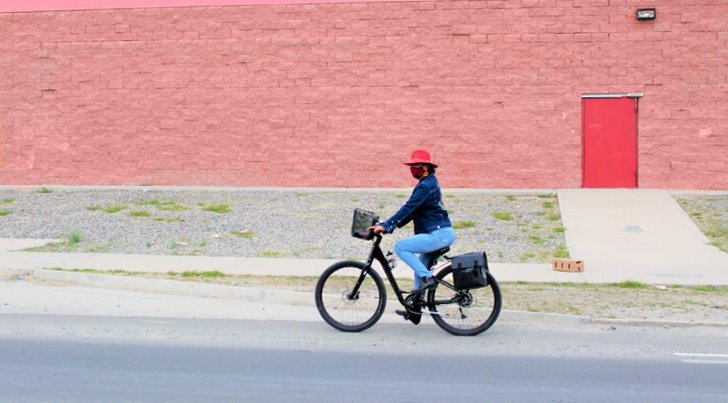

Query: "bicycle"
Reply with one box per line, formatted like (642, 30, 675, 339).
(314, 227, 502, 336)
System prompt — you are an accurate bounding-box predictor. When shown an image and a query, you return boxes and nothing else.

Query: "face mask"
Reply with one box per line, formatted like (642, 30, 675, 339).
(410, 166, 425, 179)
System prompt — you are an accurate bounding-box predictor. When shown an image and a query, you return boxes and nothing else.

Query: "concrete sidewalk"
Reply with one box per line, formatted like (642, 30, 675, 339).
(559, 189, 728, 285)
(1, 189, 727, 286)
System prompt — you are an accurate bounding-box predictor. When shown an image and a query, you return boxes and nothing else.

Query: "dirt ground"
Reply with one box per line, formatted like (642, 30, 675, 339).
(102, 272, 728, 326)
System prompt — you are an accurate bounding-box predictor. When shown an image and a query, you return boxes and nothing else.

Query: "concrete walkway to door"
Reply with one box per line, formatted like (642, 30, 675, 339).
(558, 189, 728, 285)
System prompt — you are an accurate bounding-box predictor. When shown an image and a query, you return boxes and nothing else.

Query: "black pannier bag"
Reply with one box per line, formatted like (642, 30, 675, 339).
(451, 251, 489, 290)
(351, 208, 379, 240)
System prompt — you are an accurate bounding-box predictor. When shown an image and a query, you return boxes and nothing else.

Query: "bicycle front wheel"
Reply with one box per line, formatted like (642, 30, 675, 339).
(427, 264, 502, 336)
(315, 261, 386, 332)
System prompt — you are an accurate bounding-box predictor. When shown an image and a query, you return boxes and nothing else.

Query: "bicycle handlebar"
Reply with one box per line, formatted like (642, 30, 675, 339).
(353, 229, 381, 241)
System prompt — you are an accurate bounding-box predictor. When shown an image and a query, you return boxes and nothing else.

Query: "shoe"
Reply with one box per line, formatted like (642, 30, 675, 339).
(395, 308, 422, 325)
(394, 295, 424, 325)
(411, 276, 437, 294)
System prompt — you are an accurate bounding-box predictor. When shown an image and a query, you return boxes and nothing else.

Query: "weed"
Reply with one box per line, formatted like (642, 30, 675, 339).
(492, 211, 514, 221)
(37, 187, 53, 194)
(203, 203, 231, 213)
(231, 230, 254, 239)
(519, 251, 536, 262)
(86, 204, 101, 211)
(0, 209, 11, 217)
(553, 244, 570, 258)
(528, 235, 546, 244)
(693, 285, 728, 295)
(67, 230, 82, 245)
(146, 241, 152, 248)
(537, 193, 556, 198)
(104, 204, 127, 214)
(505, 195, 516, 201)
(130, 210, 151, 217)
(180, 270, 225, 278)
(675, 196, 728, 252)
(542, 201, 555, 209)
(612, 280, 648, 289)
(553, 226, 566, 233)
(378, 201, 386, 209)
(259, 249, 284, 257)
(2, 198, 13, 204)
(547, 213, 561, 221)
(137, 199, 188, 211)
(154, 216, 183, 223)
(453, 220, 477, 230)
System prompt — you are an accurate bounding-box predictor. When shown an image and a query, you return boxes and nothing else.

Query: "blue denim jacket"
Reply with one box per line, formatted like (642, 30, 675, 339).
(380, 174, 452, 234)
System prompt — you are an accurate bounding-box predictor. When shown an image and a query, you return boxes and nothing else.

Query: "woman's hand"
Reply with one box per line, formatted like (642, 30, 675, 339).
(368, 225, 385, 234)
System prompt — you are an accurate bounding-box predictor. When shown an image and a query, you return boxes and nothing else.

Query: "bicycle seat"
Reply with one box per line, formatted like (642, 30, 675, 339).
(431, 246, 450, 258)
(424, 246, 450, 270)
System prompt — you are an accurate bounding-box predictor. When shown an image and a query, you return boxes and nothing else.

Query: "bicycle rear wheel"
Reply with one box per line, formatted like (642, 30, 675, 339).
(315, 261, 386, 332)
(427, 264, 501, 336)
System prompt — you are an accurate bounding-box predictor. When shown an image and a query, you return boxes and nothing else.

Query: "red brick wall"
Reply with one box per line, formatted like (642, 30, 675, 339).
(1, 1, 726, 189)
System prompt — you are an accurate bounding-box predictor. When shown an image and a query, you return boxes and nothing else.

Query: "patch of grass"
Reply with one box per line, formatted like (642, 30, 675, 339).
(154, 216, 183, 223)
(692, 285, 728, 295)
(553, 244, 570, 258)
(137, 199, 188, 211)
(37, 187, 53, 193)
(0, 209, 11, 217)
(86, 204, 101, 211)
(203, 203, 231, 213)
(519, 251, 536, 262)
(180, 270, 225, 278)
(537, 193, 556, 198)
(542, 201, 555, 209)
(492, 211, 514, 221)
(675, 196, 728, 252)
(129, 210, 151, 217)
(453, 220, 476, 230)
(2, 197, 13, 204)
(547, 213, 561, 221)
(528, 235, 546, 244)
(611, 280, 648, 289)
(553, 226, 566, 233)
(67, 230, 82, 245)
(104, 204, 127, 214)
(505, 195, 516, 201)
(231, 230, 254, 239)
(66, 268, 134, 276)
(258, 249, 284, 258)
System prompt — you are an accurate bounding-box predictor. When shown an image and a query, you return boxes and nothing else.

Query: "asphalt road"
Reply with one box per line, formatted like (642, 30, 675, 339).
(2, 315, 728, 402)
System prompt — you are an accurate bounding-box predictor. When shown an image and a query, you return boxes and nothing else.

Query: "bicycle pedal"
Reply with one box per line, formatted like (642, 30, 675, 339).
(420, 310, 440, 316)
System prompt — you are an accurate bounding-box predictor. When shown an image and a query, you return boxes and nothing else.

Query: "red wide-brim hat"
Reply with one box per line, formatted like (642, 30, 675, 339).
(403, 149, 438, 168)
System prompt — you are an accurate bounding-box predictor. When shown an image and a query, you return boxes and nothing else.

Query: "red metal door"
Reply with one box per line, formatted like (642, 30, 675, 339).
(582, 96, 638, 188)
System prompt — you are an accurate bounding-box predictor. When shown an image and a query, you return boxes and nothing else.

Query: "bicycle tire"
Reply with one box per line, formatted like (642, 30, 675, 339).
(427, 264, 501, 336)
(315, 261, 386, 332)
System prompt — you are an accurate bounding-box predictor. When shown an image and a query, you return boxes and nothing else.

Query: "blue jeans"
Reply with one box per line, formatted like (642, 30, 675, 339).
(394, 227, 456, 288)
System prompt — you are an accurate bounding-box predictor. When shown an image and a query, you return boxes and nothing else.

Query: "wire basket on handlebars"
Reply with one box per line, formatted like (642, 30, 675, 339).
(351, 208, 379, 240)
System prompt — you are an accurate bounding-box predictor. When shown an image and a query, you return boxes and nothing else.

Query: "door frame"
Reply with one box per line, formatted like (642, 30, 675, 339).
(581, 93, 643, 188)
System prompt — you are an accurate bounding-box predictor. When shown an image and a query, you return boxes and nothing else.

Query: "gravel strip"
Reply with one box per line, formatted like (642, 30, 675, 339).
(0, 187, 567, 263)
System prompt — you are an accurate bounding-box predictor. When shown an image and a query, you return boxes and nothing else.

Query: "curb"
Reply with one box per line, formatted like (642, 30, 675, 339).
(590, 317, 728, 328)
(7, 267, 727, 328)
(18, 268, 314, 307)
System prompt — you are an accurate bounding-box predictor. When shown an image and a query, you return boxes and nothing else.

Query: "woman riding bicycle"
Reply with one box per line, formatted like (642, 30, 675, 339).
(368, 149, 456, 321)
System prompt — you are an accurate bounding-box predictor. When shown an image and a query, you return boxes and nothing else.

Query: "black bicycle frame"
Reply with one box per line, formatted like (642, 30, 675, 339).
(350, 233, 457, 308)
